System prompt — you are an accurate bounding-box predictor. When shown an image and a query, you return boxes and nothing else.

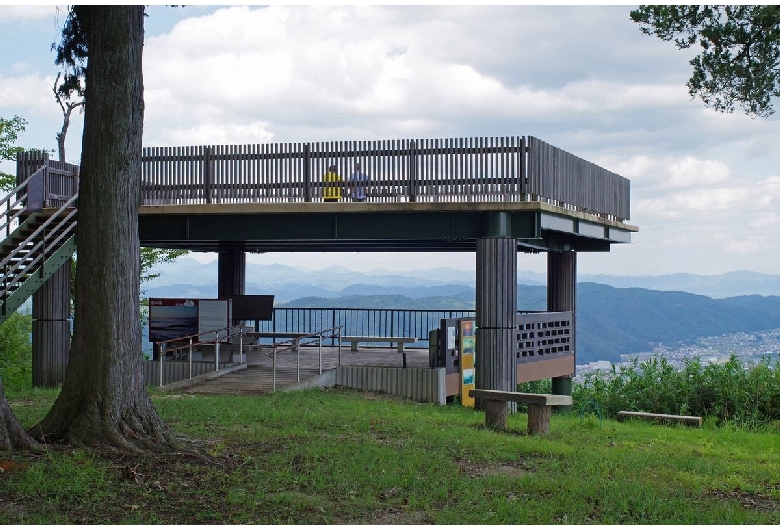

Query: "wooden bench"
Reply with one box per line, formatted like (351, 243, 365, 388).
(469, 389, 573, 435)
(341, 336, 418, 353)
(340, 336, 418, 368)
(616, 411, 702, 427)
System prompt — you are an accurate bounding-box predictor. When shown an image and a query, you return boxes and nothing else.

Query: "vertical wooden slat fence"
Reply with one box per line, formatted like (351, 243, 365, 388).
(140, 136, 631, 221)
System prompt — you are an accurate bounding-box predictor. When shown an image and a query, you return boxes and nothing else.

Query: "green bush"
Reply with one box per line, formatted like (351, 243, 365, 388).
(573, 354, 780, 430)
(0, 311, 33, 391)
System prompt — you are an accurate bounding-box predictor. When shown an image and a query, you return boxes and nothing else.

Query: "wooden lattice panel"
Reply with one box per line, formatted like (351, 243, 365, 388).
(515, 311, 572, 362)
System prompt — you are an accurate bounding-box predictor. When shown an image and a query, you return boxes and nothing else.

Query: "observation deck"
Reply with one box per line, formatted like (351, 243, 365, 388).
(137, 136, 637, 253)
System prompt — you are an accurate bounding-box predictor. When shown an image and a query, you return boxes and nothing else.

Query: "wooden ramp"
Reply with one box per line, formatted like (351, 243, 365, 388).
(181, 344, 430, 395)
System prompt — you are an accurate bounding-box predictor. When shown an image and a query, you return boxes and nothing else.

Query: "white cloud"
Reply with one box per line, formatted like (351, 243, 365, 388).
(0, 6, 62, 21)
(142, 6, 697, 144)
(0, 74, 54, 117)
(726, 237, 768, 255)
(158, 122, 275, 147)
(603, 155, 732, 191)
(6, 4, 780, 278)
(749, 213, 780, 229)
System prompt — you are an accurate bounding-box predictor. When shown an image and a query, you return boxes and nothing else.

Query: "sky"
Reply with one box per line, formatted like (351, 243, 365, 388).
(2, 4, 780, 278)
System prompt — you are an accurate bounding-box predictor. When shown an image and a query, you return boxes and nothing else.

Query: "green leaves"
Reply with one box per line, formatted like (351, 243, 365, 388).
(0, 312, 33, 392)
(631, 5, 780, 117)
(0, 115, 27, 191)
(575, 353, 780, 429)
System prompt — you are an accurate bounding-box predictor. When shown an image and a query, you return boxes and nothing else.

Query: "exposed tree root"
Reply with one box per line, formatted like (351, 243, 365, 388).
(0, 379, 40, 451)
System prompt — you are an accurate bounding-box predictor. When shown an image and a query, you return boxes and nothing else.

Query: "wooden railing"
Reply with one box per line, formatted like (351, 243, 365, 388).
(141, 136, 631, 221)
(15, 152, 80, 211)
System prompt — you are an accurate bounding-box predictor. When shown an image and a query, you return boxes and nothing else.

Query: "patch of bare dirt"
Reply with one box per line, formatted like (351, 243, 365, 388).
(368, 507, 435, 524)
(706, 488, 780, 512)
(456, 457, 535, 478)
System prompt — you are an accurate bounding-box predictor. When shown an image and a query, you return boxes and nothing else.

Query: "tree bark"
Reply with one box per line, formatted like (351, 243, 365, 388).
(29, 6, 185, 451)
(0, 376, 39, 451)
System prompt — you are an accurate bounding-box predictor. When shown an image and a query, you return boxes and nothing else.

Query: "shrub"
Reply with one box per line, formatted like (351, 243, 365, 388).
(573, 354, 780, 430)
(0, 312, 33, 391)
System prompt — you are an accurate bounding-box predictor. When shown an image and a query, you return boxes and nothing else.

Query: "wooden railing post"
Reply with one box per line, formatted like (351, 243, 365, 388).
(408, 139, 417, 202)
(303, 143, 312, 202)
(42, 162, 50, 208)
(203, 146, 212, 204)
(519, 136, 527, 198)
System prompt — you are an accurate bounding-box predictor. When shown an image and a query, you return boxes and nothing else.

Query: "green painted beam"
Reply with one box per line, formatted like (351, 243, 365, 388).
(0, 235, 76, 326)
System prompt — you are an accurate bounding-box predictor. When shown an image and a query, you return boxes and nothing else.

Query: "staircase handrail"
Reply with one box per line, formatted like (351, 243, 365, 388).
(0, 166, 45, 237)
(156, 324, 248, 354)
(262, 325, 343, 356)
(0, 195, 78, 300)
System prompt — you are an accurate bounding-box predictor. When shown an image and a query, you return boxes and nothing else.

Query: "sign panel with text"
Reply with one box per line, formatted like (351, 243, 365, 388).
(149, 298, 232, 343)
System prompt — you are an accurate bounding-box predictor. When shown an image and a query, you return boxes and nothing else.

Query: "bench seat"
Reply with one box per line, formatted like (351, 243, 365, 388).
(469, 389, 572, 435)
(340, 336, 418, 353)
(340, 336, 418, 368)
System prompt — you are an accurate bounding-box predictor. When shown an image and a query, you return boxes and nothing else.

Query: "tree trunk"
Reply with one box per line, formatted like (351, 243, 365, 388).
(30, 6, 185, 451)
(0, 376, 39, 451)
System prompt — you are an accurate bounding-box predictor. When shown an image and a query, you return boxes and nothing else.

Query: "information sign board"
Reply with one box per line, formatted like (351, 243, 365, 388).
(148, 298, 232, 344)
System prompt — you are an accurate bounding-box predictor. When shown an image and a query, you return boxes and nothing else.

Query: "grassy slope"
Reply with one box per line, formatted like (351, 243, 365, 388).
(1, 387, 778, 524)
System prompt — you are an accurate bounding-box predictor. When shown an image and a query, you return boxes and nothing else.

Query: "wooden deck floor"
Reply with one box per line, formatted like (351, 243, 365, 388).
(181, 344, 431, 395)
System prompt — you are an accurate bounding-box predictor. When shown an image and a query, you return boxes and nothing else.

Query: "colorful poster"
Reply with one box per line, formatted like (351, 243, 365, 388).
(460, 319, 477, 408)
(148, 298, 197, 343)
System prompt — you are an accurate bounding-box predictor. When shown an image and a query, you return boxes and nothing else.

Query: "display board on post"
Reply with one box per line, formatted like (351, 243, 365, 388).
(149, 298, 232, 344)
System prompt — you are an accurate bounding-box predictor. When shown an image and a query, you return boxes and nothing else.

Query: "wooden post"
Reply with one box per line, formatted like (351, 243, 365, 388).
(204, 146, 212, 204)
(303, 143, 312, 202)
(16, 151, 74, 388)
(616, 411, 702, 427)
(527, 403, 552, 435)
(483, 399, 508, 430)
(475, 217, 517, 412)
(408, 139, 417, 202)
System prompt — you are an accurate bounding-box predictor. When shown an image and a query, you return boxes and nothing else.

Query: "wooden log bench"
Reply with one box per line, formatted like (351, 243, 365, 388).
(469, 389, 573, 435)
(616, 411, 702, 427)
(340, 336, 418, 368)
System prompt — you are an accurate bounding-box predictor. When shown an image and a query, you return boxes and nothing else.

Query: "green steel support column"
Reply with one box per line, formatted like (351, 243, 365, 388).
(218, 250, 246, 331)
(476, 211, 517, 412)
(547, 250, 576, 411)
(218, 250, 246, 299)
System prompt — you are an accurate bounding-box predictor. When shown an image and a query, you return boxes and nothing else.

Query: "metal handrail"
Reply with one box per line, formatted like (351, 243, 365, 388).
(0, 166, 44, 237)
(0, 194, 79, 300)
(262, 325, 343, 391)
(153, 324, 344, 390)
(155, 324, 249, 388)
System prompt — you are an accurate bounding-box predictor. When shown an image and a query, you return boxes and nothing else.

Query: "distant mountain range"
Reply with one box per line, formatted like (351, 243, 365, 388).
(146, 258, 780, 300)
(142, 259, 780, 365)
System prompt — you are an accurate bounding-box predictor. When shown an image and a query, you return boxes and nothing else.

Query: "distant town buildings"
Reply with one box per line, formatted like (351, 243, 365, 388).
(575, 327, 780, 382)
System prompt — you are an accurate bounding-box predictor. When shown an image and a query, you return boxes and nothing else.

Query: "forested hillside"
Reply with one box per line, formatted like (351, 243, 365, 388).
(281, 284, 780, 364)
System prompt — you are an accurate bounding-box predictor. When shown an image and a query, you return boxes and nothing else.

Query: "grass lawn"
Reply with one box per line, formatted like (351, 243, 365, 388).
(1, 386, 779, 524)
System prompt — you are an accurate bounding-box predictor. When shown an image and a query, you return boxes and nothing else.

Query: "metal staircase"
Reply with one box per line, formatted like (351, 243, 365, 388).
(0, 163, 78, 326)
